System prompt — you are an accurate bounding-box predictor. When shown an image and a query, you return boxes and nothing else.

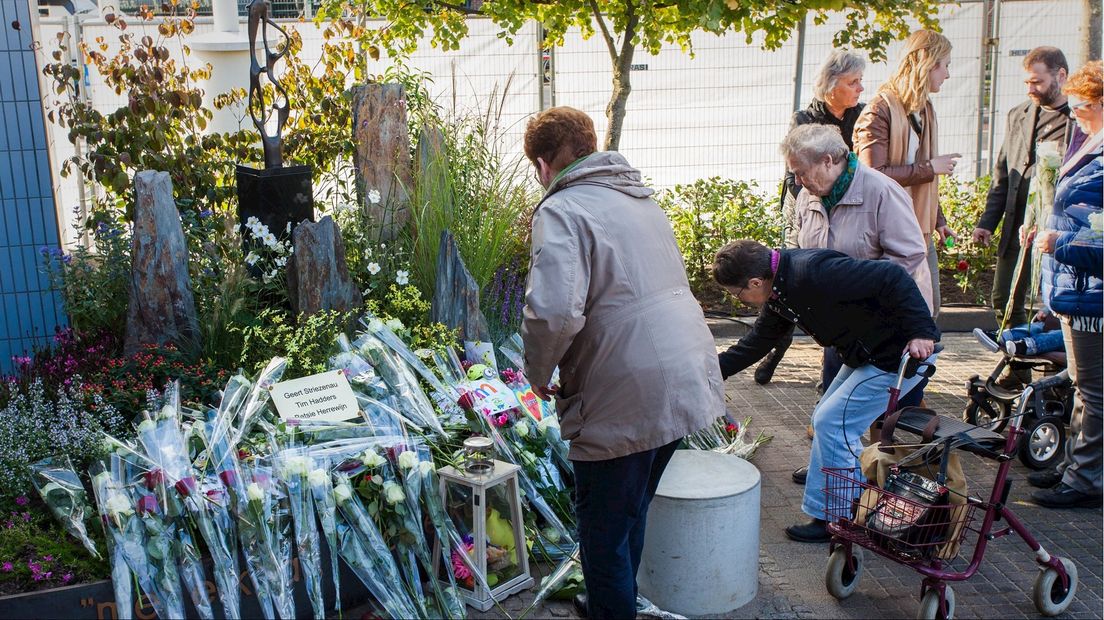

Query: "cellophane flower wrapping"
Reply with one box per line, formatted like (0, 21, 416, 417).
(29, 454, 101, 559)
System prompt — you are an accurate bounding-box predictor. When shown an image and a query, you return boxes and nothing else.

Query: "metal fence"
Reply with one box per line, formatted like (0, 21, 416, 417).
(35, 0, 1092, 246)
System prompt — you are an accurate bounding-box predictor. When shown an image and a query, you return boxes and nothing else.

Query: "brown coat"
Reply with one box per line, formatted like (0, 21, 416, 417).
(522, 152, 724, 461)
(793, 163, 934, 311)
(853, 91, 945, 238)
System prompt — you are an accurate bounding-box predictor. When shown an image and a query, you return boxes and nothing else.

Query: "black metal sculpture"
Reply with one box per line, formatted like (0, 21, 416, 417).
(236, 0, 314, 269)
(246, 0, 290, 169)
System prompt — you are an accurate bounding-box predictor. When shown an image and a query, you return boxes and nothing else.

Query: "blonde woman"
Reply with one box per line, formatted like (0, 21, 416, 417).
(854, 29, 960, 317)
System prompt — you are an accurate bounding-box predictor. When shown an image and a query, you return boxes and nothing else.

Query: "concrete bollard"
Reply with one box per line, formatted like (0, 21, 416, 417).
(637, 450, 761, 616)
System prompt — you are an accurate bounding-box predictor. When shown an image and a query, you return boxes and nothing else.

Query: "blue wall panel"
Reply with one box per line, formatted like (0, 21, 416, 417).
(0, 0, 67, 374)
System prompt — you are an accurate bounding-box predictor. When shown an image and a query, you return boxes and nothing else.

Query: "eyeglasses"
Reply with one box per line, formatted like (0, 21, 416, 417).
(1070, 98, 1098, 113)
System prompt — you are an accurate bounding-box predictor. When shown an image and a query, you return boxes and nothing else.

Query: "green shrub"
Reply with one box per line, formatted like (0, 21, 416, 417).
(657, 178, 781, 295)
(938, 175, 996, 304)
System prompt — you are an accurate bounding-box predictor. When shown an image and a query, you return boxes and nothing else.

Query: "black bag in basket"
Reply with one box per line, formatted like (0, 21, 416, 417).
(865, 469, 951, 559)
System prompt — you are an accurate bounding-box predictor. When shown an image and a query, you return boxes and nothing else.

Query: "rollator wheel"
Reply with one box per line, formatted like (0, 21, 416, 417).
(824, 546, 863, 599)
(917, 585, 955, 619)
(963, 396, 1009, 432)
(1033, 557, 1078, 616)
(1018, 415, 1066, 470)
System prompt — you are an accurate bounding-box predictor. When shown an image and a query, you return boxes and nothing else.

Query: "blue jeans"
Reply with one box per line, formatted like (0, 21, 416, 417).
(803, 356, 935, 519)
(1001, 322, 1065, 355)
(573, 440, 680, 619)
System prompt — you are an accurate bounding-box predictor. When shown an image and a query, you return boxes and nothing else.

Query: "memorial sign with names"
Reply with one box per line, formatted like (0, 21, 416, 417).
(271, 370, 361, 423)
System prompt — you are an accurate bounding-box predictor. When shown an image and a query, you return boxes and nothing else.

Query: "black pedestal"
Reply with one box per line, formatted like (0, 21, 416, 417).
(236, 164, 315, 244)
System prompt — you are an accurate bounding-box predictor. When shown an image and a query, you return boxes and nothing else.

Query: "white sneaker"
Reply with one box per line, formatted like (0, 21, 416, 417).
(973, 328, 1000, 353)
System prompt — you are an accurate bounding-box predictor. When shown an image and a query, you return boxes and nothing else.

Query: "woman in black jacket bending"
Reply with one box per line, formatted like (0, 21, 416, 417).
(714, 241, 939, 543)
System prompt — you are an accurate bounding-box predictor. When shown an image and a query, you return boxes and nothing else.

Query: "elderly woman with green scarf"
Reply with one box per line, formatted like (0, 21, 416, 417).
(786, 123, 933, 309)
(782, 122, 933, 485)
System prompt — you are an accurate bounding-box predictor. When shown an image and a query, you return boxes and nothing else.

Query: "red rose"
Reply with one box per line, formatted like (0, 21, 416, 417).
(956, 260, 969, 272)
(136, 495, 159, 515)
(725, 423, 738, 433)
(144, 469, 164, 490)
(174, 476, 197, 497)
(457, 392, 475, 411)
(218, 470, 238, 489)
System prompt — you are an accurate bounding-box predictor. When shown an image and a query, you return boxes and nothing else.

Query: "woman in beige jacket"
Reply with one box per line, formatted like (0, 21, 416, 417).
(853, 29, 961, 317)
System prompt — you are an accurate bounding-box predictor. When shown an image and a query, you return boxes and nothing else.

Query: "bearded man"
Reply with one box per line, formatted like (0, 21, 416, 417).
(973, 46, 1073, 331)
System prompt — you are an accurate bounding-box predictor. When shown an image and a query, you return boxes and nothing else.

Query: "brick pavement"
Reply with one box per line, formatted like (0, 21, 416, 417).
(395, 330, 1101, 620)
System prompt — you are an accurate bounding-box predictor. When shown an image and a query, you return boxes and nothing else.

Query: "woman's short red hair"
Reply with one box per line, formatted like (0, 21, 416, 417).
(1064, 60, 1103, 103)
(524, 106, 597, 171)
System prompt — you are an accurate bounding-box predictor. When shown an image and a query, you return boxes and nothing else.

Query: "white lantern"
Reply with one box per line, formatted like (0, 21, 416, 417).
(432, 452, 534, 611)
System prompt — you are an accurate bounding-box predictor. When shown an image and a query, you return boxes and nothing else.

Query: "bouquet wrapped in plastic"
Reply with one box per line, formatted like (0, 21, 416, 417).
(30, 455, 100, 559)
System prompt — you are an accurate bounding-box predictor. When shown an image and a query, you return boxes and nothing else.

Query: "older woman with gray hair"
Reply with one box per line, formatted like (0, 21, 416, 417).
(783, 122, 933, 488)
(755, 50, 868, 386)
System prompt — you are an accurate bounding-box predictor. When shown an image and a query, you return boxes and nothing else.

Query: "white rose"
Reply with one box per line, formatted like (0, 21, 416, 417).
(397, 450, 419, 470)
(307, 468, 330, 487)
(537, 416, 559, 435)
(515, 420, 530, 438)
(368, 189, 382, 204)
(1037, 141, 1063, 169)
(366, 318, 384, 333)
(246, 482, 265, 502)
(418, 461, 435, 476)
(333, 483, 353, 504)
(137, 419, 157, 433)
(105, 492, 132, 517)
(361, 450, 385, 469)
(367, 262, 381, 275)
(383, 481, 405, 505)
(284, 456, 309, 477)
(385, 318, 405, 333)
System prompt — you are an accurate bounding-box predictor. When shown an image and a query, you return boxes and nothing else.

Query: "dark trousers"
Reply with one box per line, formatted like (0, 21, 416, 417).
(573, 439, 680, 619)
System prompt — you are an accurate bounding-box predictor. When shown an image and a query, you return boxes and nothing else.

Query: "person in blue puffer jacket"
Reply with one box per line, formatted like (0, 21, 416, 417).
(1029, 60, 1103, 508)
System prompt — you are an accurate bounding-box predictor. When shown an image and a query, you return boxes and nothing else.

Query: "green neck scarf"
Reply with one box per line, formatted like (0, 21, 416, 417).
(821, 153, 858, 213)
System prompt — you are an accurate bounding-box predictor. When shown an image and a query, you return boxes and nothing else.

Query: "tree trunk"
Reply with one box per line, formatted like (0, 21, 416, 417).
(604, 52, 634, 151)
(1085, 0, 1102, 61)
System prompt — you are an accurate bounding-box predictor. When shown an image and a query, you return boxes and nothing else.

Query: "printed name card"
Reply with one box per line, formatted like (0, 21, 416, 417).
(270, 370, 361, 423)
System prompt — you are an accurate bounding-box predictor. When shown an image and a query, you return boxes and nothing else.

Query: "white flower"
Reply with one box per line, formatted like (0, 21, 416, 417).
(137, 419, 157, 434)
(285, 222, 292, 234)
(361, 450, 385, 469)
(251, 223, 271, 239)
(537, 416, 559, 435)
(308, 468, 330, 487)
(246, 482, 265, 502)
(515, 419, 530, 438)
(275, 256, 287, 268)
(366, 318, 384, 333)
(368, 189, 382, 204)
(397, 450, 419, 470)
(363, 247, 372, 258)
(246, 216, 261, 229)
(543, 526, 562, 544)
(105, 492, 132, 517)
(395, 270, 409, 286)
(1036, 141, 1063, 170)
(284, 456, 310, 477)
(245, 251, 259, 266)
(385, 318, 405, 332)
(418, 460, 435, 476)
(262, 232, 278, 249)
(367, 262, 381, 275)
(333, 482, 353, 504)
(383, 481, 405, 505)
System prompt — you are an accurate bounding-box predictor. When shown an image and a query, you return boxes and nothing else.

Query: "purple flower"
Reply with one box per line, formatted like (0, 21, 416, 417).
(0, 562, 11, 572)
(199, 208, 213, 219)
(14, 496, 27, 506)
(61, 572, 72, 584)
(42, 554, 53, 562)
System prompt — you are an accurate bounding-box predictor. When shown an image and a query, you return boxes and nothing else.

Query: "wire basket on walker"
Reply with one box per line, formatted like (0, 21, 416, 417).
(821, 350, 1079, 619)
